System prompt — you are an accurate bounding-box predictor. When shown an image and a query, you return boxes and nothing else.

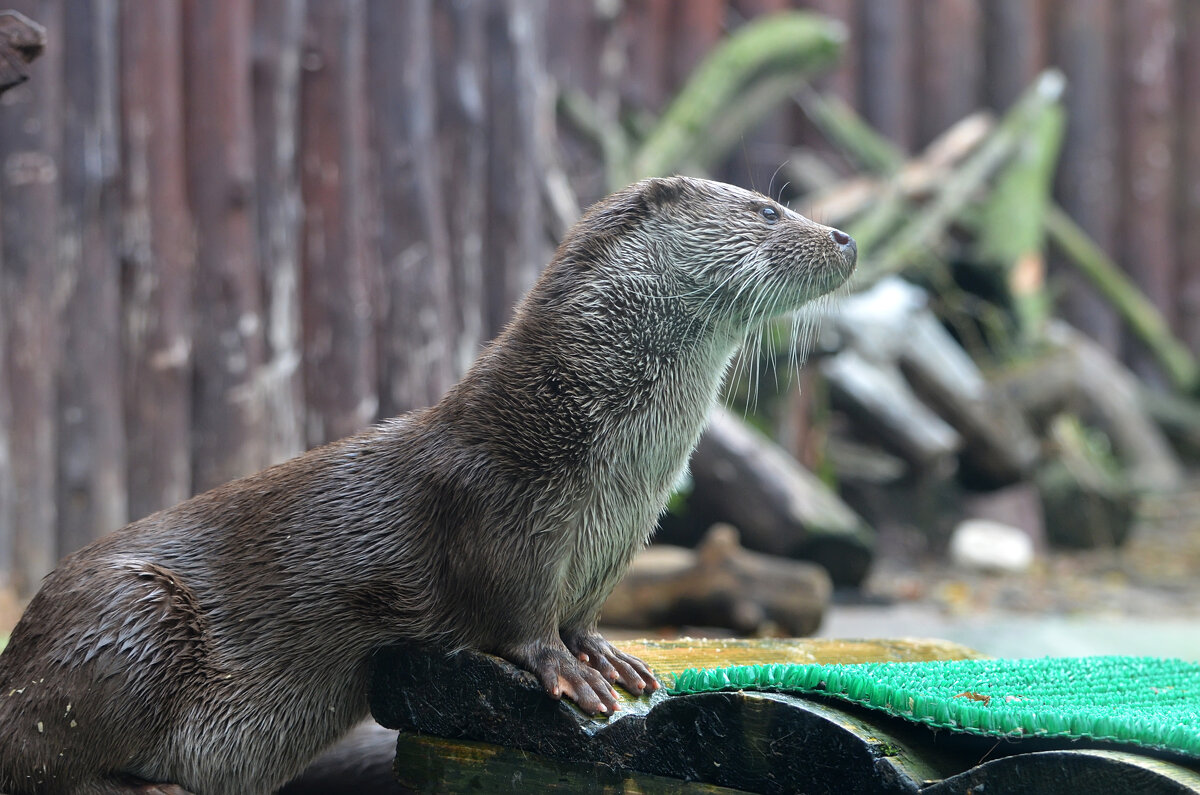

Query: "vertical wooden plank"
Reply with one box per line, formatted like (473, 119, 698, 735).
(298, 0, 378, 443)
(57, 0, 125, 552)
(1048, 0, 1121, 352)
(120, 0, 193, 520)
(0, 0, 61, 593)
(1117, 0, 1178, 381)
(858, 0, 915, 151)
(432, 0, 488, 373)
(366, 0, 456, 415)
(669, 0, 725, 90)
(544, 0, 604, 97)
(252, 0, 306, 462)
(1180, 0, 1200, 353)
(0, 238, 9, 590)
(725, 0, 794, 193)
(914, 0, 981, 147)
(982, 0, 1047, 110)
(620, 0, 672, 114)
(798, 0, 857, 105)
(183, 0, 267, 489)
(483, 0, 550, 335)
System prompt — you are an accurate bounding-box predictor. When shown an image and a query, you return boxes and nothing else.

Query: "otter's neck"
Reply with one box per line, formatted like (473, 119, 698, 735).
(438, 287, 739, 481)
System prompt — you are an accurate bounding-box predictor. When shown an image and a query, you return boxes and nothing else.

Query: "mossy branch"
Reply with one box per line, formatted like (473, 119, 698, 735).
(624, 12, 845, 184)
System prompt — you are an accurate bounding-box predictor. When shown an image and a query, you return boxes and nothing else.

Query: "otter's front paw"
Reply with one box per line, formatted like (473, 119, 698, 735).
(563, 632, 660, 696)
(507, 642, 621, 715)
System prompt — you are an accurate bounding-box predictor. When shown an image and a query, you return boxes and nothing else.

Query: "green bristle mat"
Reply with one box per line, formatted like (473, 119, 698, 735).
(669, 656, 1200, 758)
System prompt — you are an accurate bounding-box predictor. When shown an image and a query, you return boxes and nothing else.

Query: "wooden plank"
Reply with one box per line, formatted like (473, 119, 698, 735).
(1047, 0, 1122, 352)
(982, 0, 1047, 110)
(1117, 0, 1178, 384)
(724, 0, 795, 195)
(619, 0, 672, 114)
(251, 0, 306, 464)
(298, 0, 378, 444)
(1177, 1, 1200, 354)
(482, 0, 549, 335)
(373, 641, 1200, 794)
(914, 0, 981, 148)
(369, 640, 983, 794)
(798, 0, 856, 105)
(615, 636, 988, 672)
(182, 0, 267, 489)
(858, 0, 915, 151)
(0, 8, 44, 590)
(56, 0, 125, 552)
(394, 733, 751, 793)
(925, 749, 1200, 794)
(119, 0, 193, 521)
(669, 0, 725, 91)
(366, 0, 456, 416)
(0, 0, 61, 594)
(431, 0, 488, 373)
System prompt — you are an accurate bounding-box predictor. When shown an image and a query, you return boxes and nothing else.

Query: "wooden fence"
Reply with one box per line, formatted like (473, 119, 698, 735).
(0, 0, 1197, 597)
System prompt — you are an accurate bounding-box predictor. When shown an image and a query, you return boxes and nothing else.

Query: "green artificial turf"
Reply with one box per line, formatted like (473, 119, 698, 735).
(669, 656, 1200, 758)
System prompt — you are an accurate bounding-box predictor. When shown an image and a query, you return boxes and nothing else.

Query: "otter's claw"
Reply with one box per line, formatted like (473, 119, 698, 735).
(507, 642, 621, 715)
(564, 632, 660, 696)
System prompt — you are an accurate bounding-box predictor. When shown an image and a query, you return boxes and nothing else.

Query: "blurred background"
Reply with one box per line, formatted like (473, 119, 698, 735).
(0, 0, 1198, 658)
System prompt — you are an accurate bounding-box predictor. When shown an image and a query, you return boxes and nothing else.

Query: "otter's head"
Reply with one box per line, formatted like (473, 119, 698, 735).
(558, 176, 856, 339)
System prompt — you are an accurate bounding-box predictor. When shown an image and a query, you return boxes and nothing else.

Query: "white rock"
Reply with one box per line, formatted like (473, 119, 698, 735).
(949, 519, 1036, 574)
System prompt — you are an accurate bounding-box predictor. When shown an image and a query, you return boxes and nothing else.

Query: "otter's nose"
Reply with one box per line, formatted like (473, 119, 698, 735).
(830, 228, 856, 256)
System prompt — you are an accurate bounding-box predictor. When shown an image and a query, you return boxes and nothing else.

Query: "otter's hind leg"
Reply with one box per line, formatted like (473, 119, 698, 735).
(0, 558, 209, 793)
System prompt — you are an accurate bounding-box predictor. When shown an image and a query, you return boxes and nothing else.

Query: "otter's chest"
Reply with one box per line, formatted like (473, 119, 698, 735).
(559, 392, 716, 622)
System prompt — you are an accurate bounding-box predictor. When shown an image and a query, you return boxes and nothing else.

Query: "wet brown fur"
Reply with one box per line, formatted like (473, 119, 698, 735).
(0, 176, 856, 794)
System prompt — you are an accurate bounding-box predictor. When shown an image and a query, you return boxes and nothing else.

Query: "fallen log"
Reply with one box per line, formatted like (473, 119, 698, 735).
(0, 11, 44, 94)
(601, 524, 831, 636)
(688, 408, 875, 586)
(826, 278, 1039, 486)
(996, 321, 1182, 492)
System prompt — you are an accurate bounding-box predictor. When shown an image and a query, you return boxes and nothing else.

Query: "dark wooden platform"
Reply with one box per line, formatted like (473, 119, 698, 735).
(370, 638, 1200, 794)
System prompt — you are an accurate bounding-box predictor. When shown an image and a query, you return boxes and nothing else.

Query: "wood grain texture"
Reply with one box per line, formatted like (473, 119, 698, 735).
(119, 0, 194, 523)
(914, 0, 981, 148)
(57, 0, 126, 551)
(0, 0, 61, 594)
(1117, 0, 1178, 383)
(367, 0, 456, 415)
(859, 0, 915, 152)
(482, 0, 548, 335)
(298, 0, 377, 445)
(1049, 0, 1122, 352)
(183, 0, 267, 489)
(252, 0, 307, 465)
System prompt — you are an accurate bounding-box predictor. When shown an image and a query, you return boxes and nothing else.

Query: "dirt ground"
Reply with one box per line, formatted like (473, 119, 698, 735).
(814, 482, 1200, 661)
(858, 484, 1200, 619)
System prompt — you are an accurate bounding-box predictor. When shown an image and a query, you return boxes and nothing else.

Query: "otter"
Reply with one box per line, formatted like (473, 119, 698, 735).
(0, 176, 856, 794)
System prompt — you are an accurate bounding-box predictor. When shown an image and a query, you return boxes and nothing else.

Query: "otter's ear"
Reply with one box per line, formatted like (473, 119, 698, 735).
(585, 188, 649, 235)
(641, 177, 687, 209)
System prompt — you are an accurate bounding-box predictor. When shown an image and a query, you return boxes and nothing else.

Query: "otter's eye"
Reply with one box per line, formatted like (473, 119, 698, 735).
(760, 206, 780, 224)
